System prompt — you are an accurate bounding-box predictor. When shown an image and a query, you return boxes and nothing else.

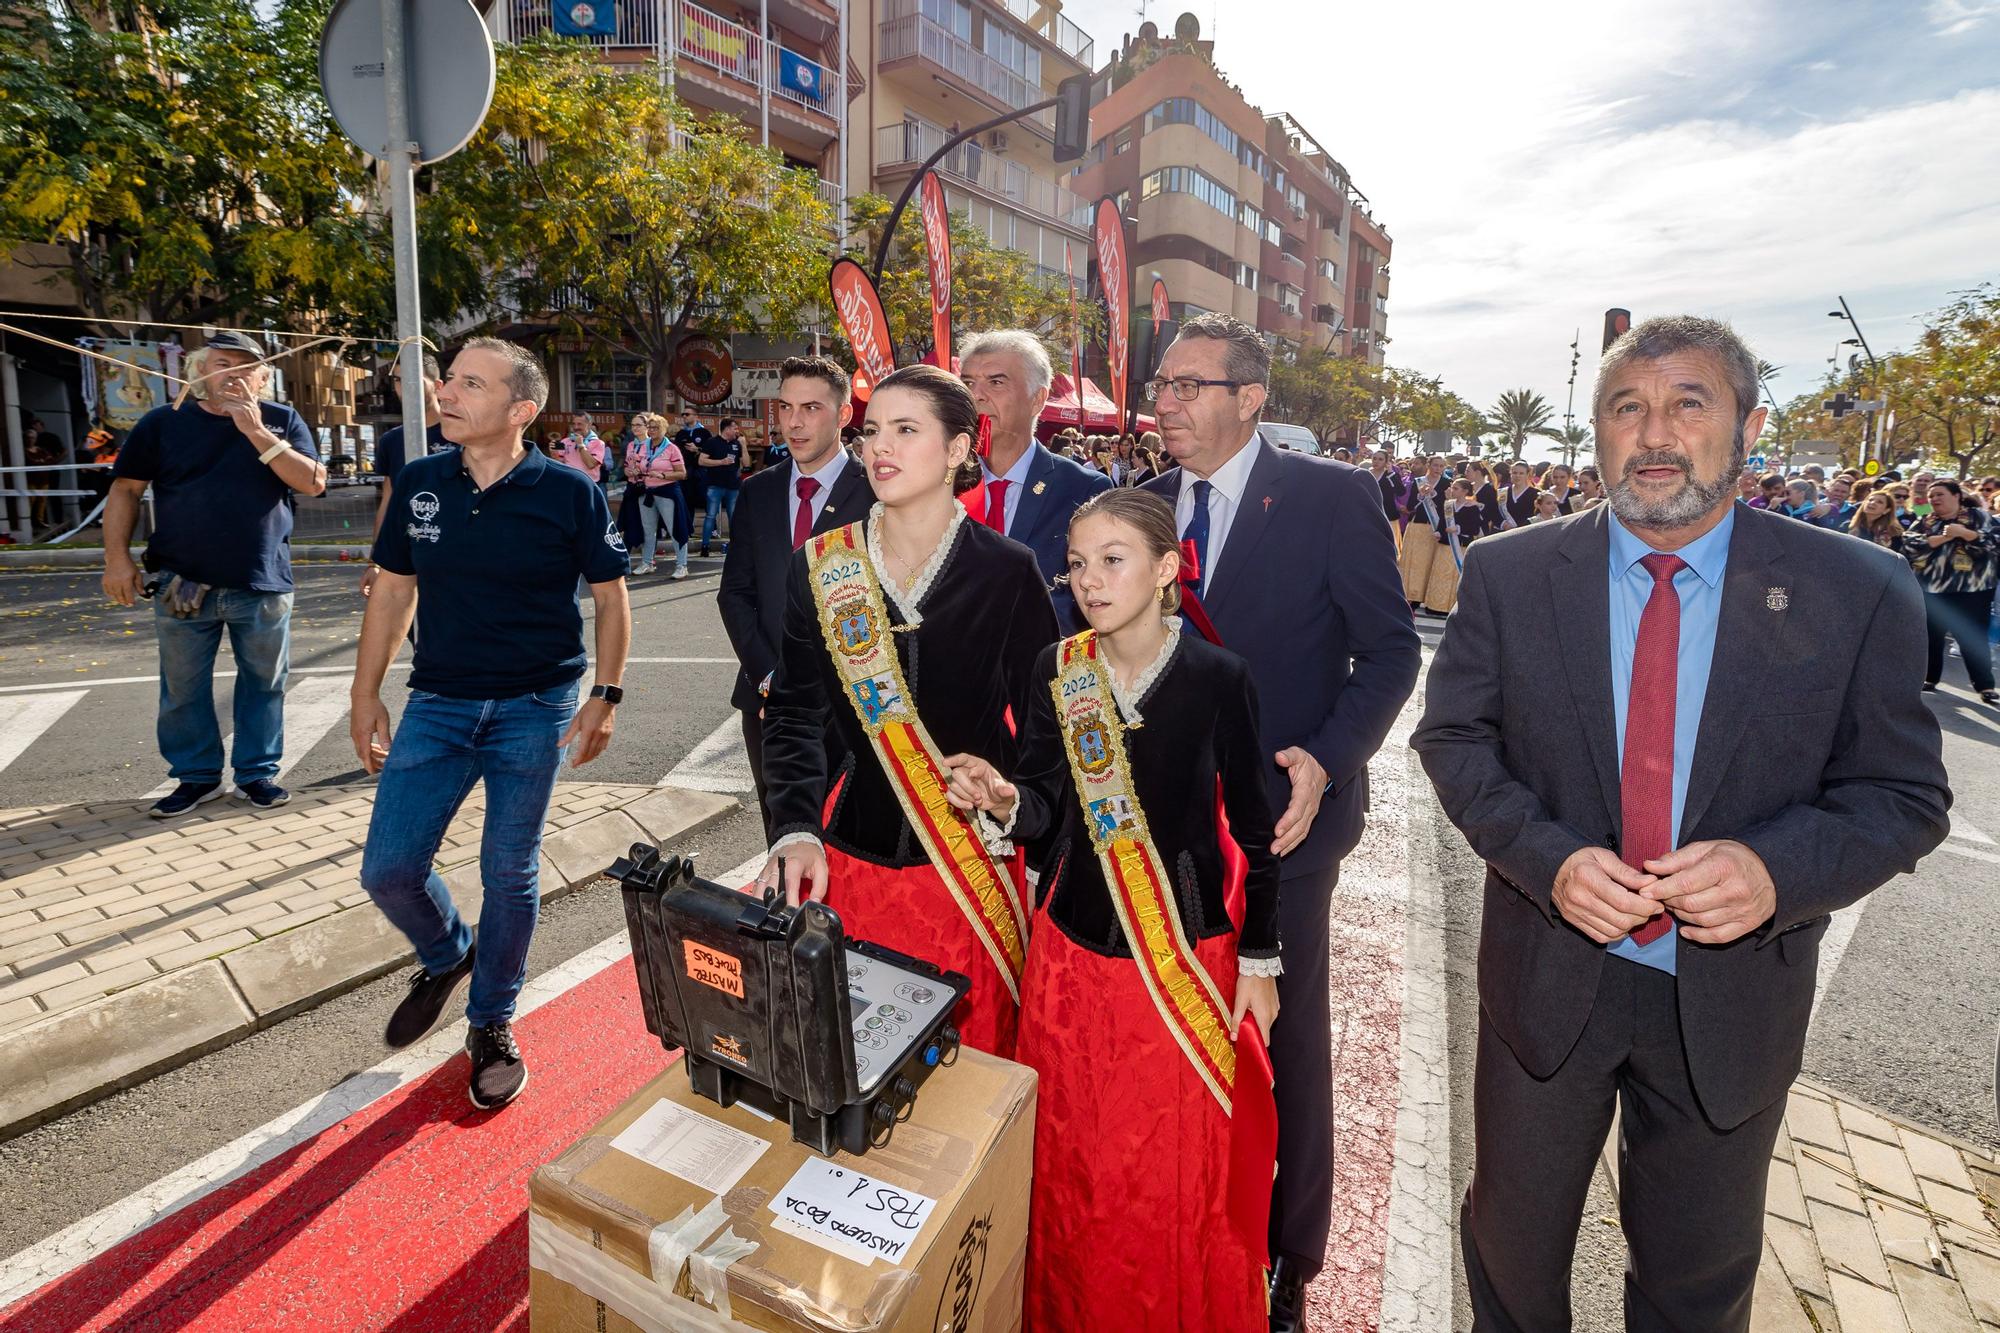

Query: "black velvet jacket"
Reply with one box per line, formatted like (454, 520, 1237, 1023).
(1006, 632, 1281, 961)
(762, 511, 1061, 863)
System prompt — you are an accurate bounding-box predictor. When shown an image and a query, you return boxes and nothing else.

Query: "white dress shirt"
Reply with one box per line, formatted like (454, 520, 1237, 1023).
(1173, 431, 1264, 593)
(978, 441, 1037, 536)
(787, 447, 848, 535)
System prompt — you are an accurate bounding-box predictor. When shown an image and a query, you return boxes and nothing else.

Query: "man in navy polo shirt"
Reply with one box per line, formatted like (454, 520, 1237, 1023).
(350, 337, 630, 1110)
(102, 330, 327, 818)
(362, 350, 451, 599)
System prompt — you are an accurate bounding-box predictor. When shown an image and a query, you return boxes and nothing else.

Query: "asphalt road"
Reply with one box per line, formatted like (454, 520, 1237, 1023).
(2, 558, 1996, 1329)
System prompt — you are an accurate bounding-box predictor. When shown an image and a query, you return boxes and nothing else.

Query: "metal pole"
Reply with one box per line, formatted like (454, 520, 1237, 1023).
(836, 0, 849, 245)
(1836, 296, 1882, 468)
(381, 0, 428, 460)
(759, 0, 770, 147)
(0, 351, 28, 542)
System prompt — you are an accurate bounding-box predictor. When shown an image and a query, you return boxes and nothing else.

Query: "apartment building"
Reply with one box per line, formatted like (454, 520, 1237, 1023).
(846, 0, 1099, 285)
(1066, 20, 1392, 370)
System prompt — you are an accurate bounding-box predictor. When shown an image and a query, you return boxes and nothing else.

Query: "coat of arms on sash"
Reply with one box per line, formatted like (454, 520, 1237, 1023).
(849, 673, 903, 725)
(1073, 710, 1113, 775)
(831, 605, 877, 656)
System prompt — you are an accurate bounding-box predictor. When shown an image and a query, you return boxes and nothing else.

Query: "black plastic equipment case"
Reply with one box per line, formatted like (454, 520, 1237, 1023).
(610, 844, 970, 1157)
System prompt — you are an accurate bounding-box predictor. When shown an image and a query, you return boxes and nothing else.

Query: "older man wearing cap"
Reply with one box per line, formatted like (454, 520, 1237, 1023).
(102, 331, 328, 817)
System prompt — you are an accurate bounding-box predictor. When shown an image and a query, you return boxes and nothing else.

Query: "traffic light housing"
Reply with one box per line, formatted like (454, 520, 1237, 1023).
(1602, 308, 1631, 351)
(1054, 74, 1093, 163)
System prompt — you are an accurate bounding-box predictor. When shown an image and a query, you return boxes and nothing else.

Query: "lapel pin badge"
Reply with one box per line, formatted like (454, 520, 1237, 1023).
(1766, 586, 1789, 612)
(1032, 480, 1047, 495)
(1262, 496, 1273, 512)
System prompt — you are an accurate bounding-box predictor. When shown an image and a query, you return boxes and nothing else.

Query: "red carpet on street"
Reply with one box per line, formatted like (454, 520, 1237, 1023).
(0, 961, 673, 1333)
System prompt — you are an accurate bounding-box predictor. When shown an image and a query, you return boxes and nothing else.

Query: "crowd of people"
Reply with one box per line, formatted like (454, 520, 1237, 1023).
(98, 312, 1964, 1332)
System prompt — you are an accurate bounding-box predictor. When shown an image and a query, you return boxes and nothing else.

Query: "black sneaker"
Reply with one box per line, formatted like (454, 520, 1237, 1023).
(1922, 682, 1939, 692)
(466, 1021, 528, 1109)
(384, 945, 476, 1049)
(237, 779, 291, 808)
(1982, 690, 1999, 706)
(149, 781, 224, 819)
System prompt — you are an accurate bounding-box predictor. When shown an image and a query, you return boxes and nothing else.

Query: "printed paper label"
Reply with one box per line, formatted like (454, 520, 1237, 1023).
(769, 1158, 938, 1267)
(609, 1098, 769, 1194)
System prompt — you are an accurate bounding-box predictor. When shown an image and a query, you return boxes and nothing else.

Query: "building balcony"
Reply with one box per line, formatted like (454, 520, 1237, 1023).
(876, 120, 1088, 233)
(984, 0, 1094, 69)
(498, 0, 844, 139)
(877, 13, 1056, 135)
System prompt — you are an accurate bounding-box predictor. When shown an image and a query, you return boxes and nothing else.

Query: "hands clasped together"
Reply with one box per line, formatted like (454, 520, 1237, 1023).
(1553, 840, 1778, 946)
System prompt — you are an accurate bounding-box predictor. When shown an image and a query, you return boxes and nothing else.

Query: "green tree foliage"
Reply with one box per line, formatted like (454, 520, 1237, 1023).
(425, 38, 833, 394)
(839, 193, 1100, 368)
(1891, 285, 2000, 479)
(1266, 345, 1382, 444)
(1376, 368, 1485, 448)
(0, 0, 383, 334)
(1483, 388, 1563, 459)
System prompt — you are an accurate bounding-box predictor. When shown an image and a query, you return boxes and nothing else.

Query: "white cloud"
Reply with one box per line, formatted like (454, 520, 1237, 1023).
(1054, 0, 1998, 414)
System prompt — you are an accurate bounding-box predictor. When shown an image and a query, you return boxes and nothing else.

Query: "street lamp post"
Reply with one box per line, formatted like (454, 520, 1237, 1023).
(1828, 297, 1883, 466)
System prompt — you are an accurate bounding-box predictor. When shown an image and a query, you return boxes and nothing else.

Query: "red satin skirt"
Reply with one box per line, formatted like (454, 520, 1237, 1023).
(1017, 908, 1266, 1332)
(823, 844, 1020, 1059)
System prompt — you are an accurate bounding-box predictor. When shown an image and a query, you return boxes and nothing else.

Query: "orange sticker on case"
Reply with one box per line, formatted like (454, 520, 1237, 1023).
(684, 940, 745, 998)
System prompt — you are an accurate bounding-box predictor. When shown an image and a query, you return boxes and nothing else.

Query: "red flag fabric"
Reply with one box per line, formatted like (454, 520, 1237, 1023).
(1093, 199, 1129, 434)
(918, 172, 953, 367)
(829, 259, 895, 404)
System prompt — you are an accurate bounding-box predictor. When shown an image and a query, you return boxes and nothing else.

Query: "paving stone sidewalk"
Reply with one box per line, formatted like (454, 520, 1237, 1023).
(1756, 1079, 2000, 1333)
(0, 781, 734, 1137)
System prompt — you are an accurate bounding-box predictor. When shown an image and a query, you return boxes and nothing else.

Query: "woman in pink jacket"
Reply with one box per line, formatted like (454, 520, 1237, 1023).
(624, 412, 690, 578)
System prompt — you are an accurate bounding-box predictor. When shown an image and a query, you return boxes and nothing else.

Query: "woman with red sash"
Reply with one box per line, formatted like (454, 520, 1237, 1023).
(944, 489, 1282, 1331)
(755, 364, 1059, 1057)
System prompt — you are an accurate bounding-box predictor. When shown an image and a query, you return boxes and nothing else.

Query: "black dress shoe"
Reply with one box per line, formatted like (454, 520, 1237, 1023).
(1268, 1254, 1306, 1333)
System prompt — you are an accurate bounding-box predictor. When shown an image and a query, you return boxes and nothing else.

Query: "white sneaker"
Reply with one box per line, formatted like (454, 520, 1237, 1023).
(636, 563, 656, 575)
(671, 567, 688, 581)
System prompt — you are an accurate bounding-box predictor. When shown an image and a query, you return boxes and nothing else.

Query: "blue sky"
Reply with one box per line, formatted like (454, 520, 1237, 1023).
(1055, 0, 2000, 417)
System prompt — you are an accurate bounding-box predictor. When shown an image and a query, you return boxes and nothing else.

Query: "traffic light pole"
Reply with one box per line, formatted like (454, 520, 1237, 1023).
(1831, 295, 1882, 466)
(869, 98, 1059, 288)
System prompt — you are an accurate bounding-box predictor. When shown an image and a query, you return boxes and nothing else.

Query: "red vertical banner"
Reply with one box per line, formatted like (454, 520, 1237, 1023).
(1094, 197, 1130, 434)
(1065, 241, 1083, 428)
(828, 258, 896, 403)
(918, 172, 953, 368)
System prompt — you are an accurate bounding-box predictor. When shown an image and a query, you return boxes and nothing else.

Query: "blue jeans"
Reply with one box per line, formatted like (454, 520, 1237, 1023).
(359, 682, 578, 1026)
(154, 587, 292, 785)
(702, 485, 739, 549)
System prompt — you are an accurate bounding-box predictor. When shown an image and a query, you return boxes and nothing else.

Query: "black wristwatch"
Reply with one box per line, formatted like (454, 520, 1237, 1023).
(589, 684, 624, 706)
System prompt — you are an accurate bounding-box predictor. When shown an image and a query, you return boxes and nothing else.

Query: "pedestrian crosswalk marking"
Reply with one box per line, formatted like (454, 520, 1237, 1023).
(142, 676, 357, 798)
(0, 691, 86, 779)
(659, 714, 755, 794)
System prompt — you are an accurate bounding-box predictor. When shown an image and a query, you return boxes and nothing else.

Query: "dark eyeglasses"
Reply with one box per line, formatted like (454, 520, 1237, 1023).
(1142, 376, 1244, 402)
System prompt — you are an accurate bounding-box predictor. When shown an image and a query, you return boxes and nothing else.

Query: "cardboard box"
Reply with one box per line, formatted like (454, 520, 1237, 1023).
(529, 1049, 1036, 1333)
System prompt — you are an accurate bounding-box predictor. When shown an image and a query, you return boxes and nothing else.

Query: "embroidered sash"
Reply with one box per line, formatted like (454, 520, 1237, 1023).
(1051, 631, 1238, 1113)
(807, 525, 1027, 1002)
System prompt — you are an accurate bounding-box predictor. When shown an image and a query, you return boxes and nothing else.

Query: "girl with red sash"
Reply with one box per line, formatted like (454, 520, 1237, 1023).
(944, 489, 1282, 1331)
(755, 364, 1059, 1058)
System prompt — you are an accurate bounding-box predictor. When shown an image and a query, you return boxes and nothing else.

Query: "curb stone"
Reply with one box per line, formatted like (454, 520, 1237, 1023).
(0, 786, 734, 1140)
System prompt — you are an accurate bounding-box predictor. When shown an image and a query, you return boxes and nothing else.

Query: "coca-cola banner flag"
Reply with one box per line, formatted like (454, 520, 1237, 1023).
(1093, 198, 1129, 432)
(918, 172, 953, 367)
(828, 258, 895, 404)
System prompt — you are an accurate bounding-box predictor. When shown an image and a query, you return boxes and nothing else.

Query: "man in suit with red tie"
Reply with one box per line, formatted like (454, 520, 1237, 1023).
(958, 330, 1111, 630)
(718, 357, 873, 828)
(1414, 316, 1950, 1331)
(1140, 313, 1421, 1329)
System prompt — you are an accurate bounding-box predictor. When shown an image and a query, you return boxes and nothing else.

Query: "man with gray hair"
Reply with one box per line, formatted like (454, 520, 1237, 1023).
(1140, 311, 1421, 1328)
(1414, 315, 1949, 1329)
(958, 328, 1110, 630)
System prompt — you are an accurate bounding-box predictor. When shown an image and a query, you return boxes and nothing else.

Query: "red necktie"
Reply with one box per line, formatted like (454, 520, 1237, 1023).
(1623, 553, 1685, 946)
(984, 479, 1011, 534)
(792, 475, 820, 549)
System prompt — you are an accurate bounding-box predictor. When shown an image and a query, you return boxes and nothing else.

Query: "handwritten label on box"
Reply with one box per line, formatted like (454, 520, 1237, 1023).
(684, 940, 745, 998)
(769, 1158, 938, 1267)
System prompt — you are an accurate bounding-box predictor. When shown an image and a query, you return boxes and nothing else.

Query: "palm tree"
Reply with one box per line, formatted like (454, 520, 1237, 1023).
(1556, 423, 1593, 468)
(1485, 389, 1564, 460)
